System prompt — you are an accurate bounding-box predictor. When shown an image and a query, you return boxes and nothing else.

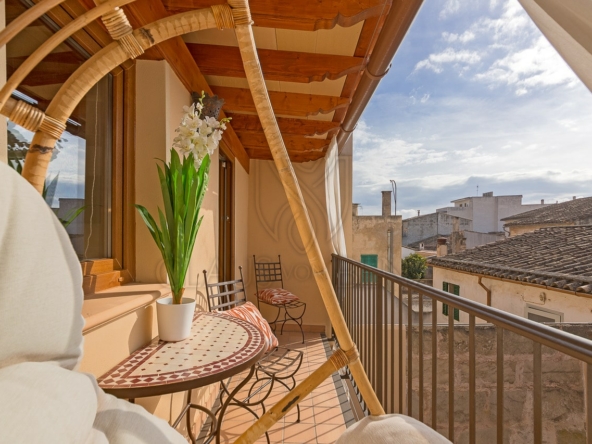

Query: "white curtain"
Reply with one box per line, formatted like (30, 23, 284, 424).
(325, 135, 347, 256)
(519, 0, 592, 93)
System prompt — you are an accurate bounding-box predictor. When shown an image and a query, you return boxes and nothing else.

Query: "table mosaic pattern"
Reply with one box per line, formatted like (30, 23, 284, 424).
(98, 312, 265, 391)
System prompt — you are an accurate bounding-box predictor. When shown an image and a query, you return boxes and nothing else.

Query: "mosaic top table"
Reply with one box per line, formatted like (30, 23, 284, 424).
(98, 311, 267, 443)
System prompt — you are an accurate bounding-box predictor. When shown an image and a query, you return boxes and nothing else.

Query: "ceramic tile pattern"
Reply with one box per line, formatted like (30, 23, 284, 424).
(98, 312, 266, 391)
(429, 225, 592, 293)
(197, 332, 354, 444)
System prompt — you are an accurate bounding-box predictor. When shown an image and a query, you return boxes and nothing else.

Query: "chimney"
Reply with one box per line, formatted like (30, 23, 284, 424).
(382, 191, 392, 217)
(573, 196, 577, 200)
(352, 203, 360, 217)
(541, 199, 544, 204)
(417, 210, 420, 217)
(437, 237, 447, 257)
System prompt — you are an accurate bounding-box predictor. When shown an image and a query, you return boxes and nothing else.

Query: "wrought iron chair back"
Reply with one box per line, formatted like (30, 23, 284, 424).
(253, 255, 284, 290)
(204, 266, 247, 312)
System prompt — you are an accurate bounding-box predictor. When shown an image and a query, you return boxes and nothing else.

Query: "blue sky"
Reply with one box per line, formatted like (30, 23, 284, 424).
(353, 0, 592, 218)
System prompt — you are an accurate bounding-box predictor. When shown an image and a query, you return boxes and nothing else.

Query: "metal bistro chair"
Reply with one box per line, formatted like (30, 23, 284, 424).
(253, 255, 306, 343)
(203, 267, 304, 433)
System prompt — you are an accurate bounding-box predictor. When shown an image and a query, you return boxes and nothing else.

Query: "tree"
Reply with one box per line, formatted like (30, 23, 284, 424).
(402, 253, 427, 279)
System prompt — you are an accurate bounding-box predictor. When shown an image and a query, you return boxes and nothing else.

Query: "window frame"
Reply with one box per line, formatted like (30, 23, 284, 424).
(524, 304, 563, 323)
(442, 281, 460, 321)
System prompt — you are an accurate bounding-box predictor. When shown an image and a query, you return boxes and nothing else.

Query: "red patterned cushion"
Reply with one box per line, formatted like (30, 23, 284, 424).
(225, 302, 278, 352)
(257, 288, 299, 305)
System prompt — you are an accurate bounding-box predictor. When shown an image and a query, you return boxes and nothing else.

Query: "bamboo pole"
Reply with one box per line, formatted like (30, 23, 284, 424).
(21, 8, 219, 192)
(0, 0, 68, 48)
(231, 0, 384, 421)
(0, 0, 137, 112)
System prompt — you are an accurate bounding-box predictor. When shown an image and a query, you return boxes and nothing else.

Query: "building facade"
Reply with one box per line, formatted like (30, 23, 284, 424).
(402, 211, 472, 247)
(429, 226, 592, 324)
(437, 192, 549, 233)
(352, 191, 402, 275)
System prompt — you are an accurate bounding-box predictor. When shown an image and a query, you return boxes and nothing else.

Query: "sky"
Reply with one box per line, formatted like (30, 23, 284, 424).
(352, 0, 592, 219)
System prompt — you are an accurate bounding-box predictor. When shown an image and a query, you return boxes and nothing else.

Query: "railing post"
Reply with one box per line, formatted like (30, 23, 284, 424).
(376, 276, 384, 408)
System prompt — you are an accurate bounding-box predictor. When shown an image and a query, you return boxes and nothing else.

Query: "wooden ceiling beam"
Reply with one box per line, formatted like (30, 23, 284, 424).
(212, 86, 350, 118)
(123, 0, 250, 172)
(236, 130, 329, 152)
(187, 44, 364, 84)
(228, 114, 340, 137)
(162, 0, 390, 31)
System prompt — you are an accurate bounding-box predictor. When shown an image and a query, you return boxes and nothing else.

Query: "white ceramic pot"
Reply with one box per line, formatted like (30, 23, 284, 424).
(156, 296, 196, 342)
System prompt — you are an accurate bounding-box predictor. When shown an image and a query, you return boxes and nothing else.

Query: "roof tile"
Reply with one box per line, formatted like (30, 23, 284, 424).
(428, 226, 592, 294)
(502, 197, 592, 226)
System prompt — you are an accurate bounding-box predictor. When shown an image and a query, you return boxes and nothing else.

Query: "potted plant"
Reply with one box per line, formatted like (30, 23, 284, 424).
(135, 92, 229, 341)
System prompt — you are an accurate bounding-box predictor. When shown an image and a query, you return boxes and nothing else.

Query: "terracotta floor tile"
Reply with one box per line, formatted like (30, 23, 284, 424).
(315, 423, 346, 444)
(197, 334, 349, 444)
(283, 422, 317, 443)
(312, 406, 347, 425)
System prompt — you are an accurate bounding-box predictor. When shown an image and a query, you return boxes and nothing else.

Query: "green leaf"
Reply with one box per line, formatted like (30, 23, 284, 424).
(135, 148, 211, 305)
(135, 204, 165, 258)
(59, 206, 85, 228)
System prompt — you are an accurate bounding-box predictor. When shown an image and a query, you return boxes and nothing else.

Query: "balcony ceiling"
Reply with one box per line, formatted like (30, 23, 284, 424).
(14, 0, 417, 165)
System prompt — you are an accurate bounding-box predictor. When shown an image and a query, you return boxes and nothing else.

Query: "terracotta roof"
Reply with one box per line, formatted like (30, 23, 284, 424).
(406, 234, 449, 250)
(501, 197, 592, 226)
(428, 226, 592, 294)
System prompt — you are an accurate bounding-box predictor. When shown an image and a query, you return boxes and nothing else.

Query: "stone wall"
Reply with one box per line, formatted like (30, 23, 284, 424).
(409, 323, 591, 443)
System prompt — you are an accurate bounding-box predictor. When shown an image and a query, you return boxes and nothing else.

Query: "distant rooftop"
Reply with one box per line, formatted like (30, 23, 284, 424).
(501, 197, 592, 226)
(450, 192, 522, 203)
(429, 226, 592, 294)
(406, 234, 448, 250)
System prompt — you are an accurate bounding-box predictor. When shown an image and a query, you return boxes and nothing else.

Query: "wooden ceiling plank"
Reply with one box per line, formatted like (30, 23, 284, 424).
(246, 147, 327, 162)
(123, 0, 250, 172)
(162, 0, 390, 31)
(212, 86, 350, 117)
(187, 44, 364, 84)
(236, 130, 329, 152)
(228, 114, 340, 136)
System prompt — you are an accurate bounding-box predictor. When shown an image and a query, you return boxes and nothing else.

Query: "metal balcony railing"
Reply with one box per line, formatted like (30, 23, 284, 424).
(331, 254, 592, 444)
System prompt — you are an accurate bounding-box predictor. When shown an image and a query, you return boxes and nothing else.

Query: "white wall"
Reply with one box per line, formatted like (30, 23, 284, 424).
(433, 266, 592, 324)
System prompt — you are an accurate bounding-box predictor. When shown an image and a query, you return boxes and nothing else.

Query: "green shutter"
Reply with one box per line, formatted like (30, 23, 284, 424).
(454, 308, 460, 321)
(360, 254, 378, 283)
(453, 285, 460, 296)
(361, 255, 378, 268)
(442, 303, 449, 316)
(443, 282, 449, 292)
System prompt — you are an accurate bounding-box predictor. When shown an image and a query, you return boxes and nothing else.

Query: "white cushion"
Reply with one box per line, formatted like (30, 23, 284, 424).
(0, 362, 98, 444)
(0, 164, 85, 371)
(0, 164, 187, 442)
(336, 414, 452, 444)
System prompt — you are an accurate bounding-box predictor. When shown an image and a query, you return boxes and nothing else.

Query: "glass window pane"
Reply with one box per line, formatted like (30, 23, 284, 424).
(6, 0, 113, 259)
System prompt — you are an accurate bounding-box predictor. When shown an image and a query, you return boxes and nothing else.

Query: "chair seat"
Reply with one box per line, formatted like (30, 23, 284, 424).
(258, 288, 300, 305)
(257, 347, 303, 378)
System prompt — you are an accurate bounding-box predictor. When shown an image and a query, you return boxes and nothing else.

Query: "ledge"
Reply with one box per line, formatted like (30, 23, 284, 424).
(82, 283, 171, 334)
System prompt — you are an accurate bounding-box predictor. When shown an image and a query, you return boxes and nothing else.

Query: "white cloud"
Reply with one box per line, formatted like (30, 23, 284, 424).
(420, 93, 431, 103)
(419, 1, 581, 94)
(474, 36, 578, 94)
(442, 30, 476, 43)
(440, 0, 461, 19)
(415, 48, 481, 73)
